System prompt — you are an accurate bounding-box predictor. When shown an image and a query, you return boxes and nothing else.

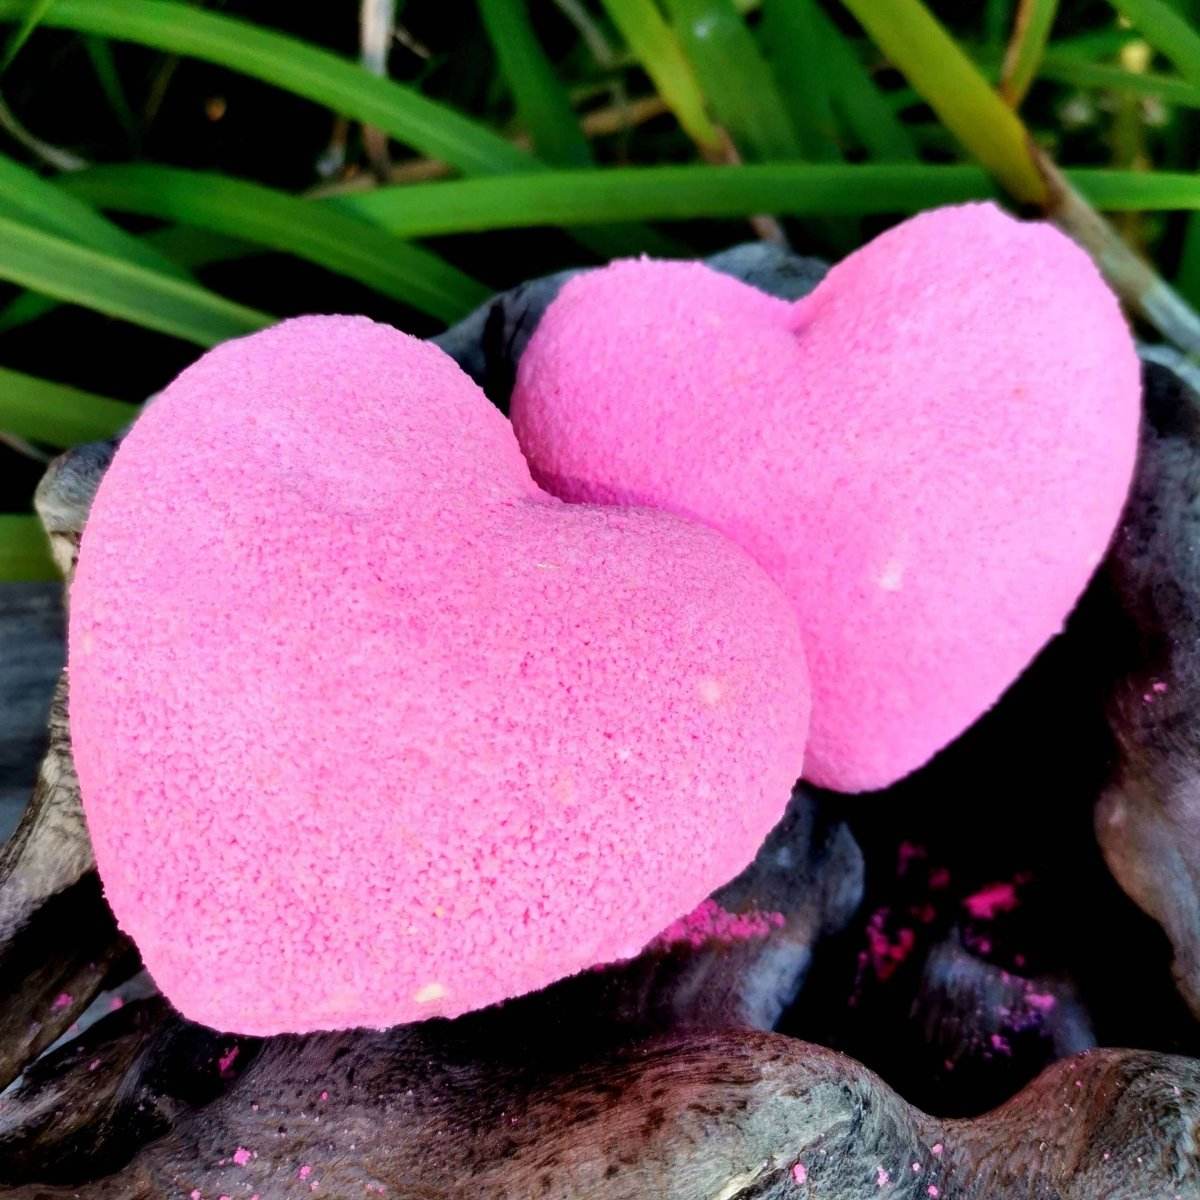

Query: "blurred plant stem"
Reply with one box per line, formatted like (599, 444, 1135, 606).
(840, 0, 1200, 354)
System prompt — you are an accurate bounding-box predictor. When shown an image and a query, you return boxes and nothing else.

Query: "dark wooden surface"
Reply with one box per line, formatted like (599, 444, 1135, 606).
(0, 582, 63, 841)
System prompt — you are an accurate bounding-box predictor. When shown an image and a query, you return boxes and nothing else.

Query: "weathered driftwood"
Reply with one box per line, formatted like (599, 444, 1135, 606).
(1092, 353, 1200, 1020)
(3, 250, 1199, 1199)
(0, 583, 63, 839)
(2, 989, 1196, 1198)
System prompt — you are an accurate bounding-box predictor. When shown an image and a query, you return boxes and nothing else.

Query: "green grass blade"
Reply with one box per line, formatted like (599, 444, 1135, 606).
(0, 0, 533, 175)
(1038, 55, 1200, 106)
(598, 0, 723, 153)
(1071, 168, 1200, 210)
(1111, 0, 1200, 86)
(83, 35, 141, 145)
(836, 0, 1047, 204)
(814, 4, 917, 161)
(760, 0, 838, 161)
(478, 0, 591, 166)
(62, 164, 489, 322)
(999, 0, 1059, 106)
(0, 210, 269, 344)
(0, 151, 185, 276)
(0, 0, 55, 73)
(0, 365, 137, 444)
(474, 0, 668, 260)
(338, 163, 999, 232)
(0, 514, 55, 581)
(333, 163, 1200, 234)
(0, 228, 276, 335)
(663, 0, 802, 160)
(985, 0, 1011, 47)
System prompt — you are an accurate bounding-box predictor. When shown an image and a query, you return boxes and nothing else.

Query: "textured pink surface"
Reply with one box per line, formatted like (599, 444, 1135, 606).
(512, 203, 1141, 791)
(69, 315, 809, 1034)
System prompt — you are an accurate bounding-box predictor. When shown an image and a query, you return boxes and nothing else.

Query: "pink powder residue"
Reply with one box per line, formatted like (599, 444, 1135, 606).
(190, 1191, 201, 1200)
(51, 992, 72, 1010)
(1025, 992, 1057, 1013)
(876, 1167, 891, 1186)
(88, 1058, 101, 1072)
(653, 898, 786, 950)
(320, 1090, 329, 1101)
(912, 1162, 922, 1174)
(928, 1187, 940, 1198)
(791, 1162, 807, 1184)
(109, 996, 124, 1012)
(232, 1147, 253, 1166)
(963, 882, 1019, 920)
(1153, 680, 1168, 694)
(990, 1033, 1012, 1055)
(862, 908, 916, 982)
(931, 1143, 943, 1156)
(217, 1046, 239, 1075)
(298, 1166, 312, 1181)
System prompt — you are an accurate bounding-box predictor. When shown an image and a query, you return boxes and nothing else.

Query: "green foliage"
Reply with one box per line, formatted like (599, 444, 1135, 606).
(1, 0, 1200, 576)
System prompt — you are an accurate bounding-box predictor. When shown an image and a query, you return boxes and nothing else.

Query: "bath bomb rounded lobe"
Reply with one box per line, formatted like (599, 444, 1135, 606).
(512, 203, 1141, 791)
(68, 315, 809, 1034)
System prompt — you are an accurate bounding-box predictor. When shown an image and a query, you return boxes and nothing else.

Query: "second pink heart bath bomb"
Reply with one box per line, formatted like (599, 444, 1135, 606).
(511, 203, 1141, 792)
(68, 316, 810, 1034)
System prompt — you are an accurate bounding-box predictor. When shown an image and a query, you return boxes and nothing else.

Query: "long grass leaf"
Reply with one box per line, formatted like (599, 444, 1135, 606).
(0, 151, 184, 275)
(338, 163, 999, 232)
(332, 164, 1200, 234)
(0, 0, 55, 73)
(62, 165, 489, 321)
(836, 0, 1047, 203)
(760, 0, 838, 160)
(663, 0, 802, 160)
(0, 365, 137, 444)
(478, 0, 591, 166)
(597, 0, 723, 153)
(999, 0, 1059, 106)
(0, 228, 278, 335)
(813, 4, 917, 161)
(0, 211, 269, 344)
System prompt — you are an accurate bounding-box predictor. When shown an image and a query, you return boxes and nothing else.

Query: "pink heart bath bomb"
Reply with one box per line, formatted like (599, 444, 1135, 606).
(511, 203, 1141, 792)
(69, 316, 809, 1034)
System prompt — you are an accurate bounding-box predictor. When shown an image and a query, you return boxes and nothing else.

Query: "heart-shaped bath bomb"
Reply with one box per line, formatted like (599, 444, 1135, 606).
(511, 203, 1140, 792)
(68, 316, 809, 1034)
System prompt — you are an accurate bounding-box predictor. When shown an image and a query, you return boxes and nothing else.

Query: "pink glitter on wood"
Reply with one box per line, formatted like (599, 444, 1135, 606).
(876, 1167, 891, 1186)
(232, 1147, 252, 1166)
(216, 1046, 239, 1075)
(963, 882, 1019, 920)
(791, 1162, 807, 1184)
(51, 992, 71, 1010)
(864, 908, 916, 981)
(652, 899, 786, 951)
